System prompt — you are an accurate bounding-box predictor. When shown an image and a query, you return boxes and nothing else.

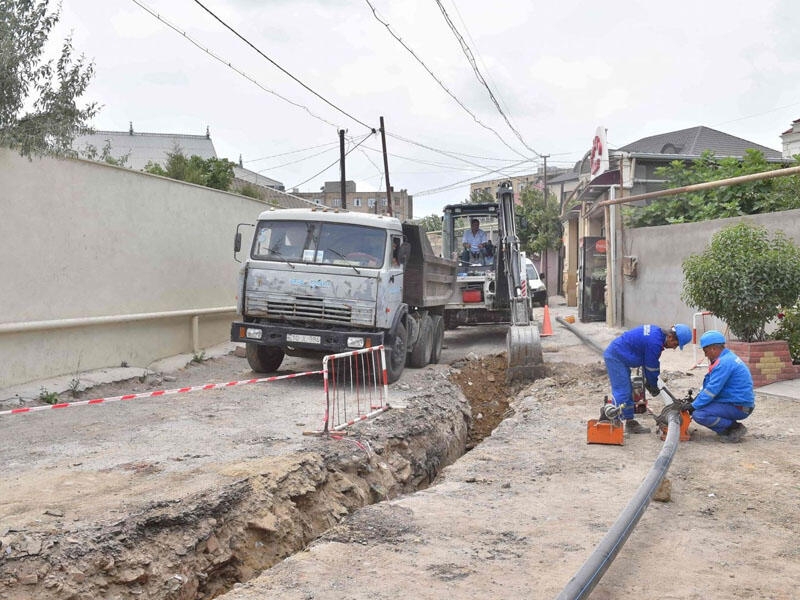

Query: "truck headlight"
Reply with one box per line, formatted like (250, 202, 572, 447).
(347, 337, 365, 349)
(246, 327, 263, 340)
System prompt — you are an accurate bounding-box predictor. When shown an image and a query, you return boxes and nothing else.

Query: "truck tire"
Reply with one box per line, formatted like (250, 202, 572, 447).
(385, 321, 408, 384)
(246, 343, 284, 373)
(408, 315, 433, 368)
(430, 315, 445, 364)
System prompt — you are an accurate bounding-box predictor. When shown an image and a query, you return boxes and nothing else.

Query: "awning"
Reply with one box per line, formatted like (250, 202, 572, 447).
(575, 169, 620, 204)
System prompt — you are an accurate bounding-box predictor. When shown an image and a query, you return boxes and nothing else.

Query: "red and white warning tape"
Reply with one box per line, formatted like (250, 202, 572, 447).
(0, 369, 324, 417)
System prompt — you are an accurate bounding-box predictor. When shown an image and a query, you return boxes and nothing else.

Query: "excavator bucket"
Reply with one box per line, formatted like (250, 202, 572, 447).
(506, 324, 545, 383)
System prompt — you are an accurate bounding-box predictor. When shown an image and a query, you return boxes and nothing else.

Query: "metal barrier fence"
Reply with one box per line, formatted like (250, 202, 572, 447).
(692, 311, 728, 368)
(322, 345, 389, 433)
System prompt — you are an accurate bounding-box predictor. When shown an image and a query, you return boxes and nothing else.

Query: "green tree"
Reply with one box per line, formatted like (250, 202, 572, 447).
(236, 182, 264, 200)
(416, 214, 442, 233)
(81, 140, 130, 167)
(682, 222, 800, 342)
(627, 150, 800, 227)
(516, 187, 562, 255)
(0, 0, 98, 157)
(468, 188, 494, 203)
(143, 147, 236, 191)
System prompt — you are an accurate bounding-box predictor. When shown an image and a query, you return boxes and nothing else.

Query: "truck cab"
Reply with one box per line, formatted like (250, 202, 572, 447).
(231, 208, 456, 383)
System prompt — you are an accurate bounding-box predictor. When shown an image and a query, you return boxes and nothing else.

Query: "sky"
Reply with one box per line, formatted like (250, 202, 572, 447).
(52, 0, 800, 218)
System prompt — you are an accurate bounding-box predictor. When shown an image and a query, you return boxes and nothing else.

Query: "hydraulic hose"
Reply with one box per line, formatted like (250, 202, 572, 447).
(555, 409, 682, 600)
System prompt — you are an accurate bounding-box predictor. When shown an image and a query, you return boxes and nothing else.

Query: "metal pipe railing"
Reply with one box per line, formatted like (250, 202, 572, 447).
(0, 306, 236, 334)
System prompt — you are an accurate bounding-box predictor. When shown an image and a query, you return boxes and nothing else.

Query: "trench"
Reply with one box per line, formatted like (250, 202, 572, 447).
(0, 355, 523, 600)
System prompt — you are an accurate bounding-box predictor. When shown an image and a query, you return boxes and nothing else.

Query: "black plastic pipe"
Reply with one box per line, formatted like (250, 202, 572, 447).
(555, 409, 682, 599)
(555, 316, 606, 356)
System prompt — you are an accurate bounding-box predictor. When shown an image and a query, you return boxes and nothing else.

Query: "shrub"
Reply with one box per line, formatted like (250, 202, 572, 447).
(682, 222, 800, 342)
(774, 304, 800, 363)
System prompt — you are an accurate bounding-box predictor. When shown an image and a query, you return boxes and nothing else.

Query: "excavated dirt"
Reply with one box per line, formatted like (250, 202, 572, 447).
(0, 355, 496, 600)
(3, 312, 800, 600)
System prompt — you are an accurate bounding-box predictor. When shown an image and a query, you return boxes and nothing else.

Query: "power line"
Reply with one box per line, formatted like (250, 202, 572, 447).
(433, 0, 541, 158)
(364, 0, 532, 160)
(129, 0, 342, 131)
(245, 141, 340, 163)
(256, 144, 341, 173)
(413, 157, 533, 196)
(192, 0, 374, 132)
(289, 131, 375, 190)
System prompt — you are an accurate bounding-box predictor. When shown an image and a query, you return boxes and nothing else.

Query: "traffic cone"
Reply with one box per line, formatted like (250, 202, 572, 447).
(541, 304, 554, 337)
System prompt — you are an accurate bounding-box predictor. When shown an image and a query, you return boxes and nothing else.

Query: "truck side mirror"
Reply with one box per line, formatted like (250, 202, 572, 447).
(234, 222, 254, 263)
(397, 241, 411, 266)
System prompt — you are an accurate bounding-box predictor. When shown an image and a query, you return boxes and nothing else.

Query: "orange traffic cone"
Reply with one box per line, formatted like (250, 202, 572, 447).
(541, 304, 554, 337)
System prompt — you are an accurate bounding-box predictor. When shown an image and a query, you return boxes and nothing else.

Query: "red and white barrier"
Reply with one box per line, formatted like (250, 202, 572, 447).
(692, 311, 728, 369)
(0, 369, 323, 417)
(321, 345, 389, 433)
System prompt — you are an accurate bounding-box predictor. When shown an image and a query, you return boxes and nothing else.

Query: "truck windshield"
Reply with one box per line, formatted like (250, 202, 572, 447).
(252, 220, 387, 268)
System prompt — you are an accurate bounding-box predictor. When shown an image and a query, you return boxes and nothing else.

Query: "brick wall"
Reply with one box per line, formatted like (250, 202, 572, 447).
(727, 340, 799, 388)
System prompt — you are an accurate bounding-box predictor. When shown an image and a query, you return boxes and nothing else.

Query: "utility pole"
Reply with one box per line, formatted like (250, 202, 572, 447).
(379, 116, 393, 217)
(541, 154, 550, 286)
(339, 129, 347, 209)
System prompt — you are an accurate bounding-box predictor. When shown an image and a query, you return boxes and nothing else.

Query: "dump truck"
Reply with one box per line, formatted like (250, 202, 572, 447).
(441, 183, 544, 382)
(231, 208, 457, 383)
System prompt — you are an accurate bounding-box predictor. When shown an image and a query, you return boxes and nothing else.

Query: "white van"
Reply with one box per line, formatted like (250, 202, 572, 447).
(525, 258, 547, 306)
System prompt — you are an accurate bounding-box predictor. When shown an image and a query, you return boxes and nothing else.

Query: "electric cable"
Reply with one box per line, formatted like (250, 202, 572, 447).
(245, 141, 340, 163)
(413, 157, 533, 196)
(289, 130, 375, 190)
(364, 0, 532, 160)
(193, 0, 374, 132)
(433, 0, 541, 158)
(129, 0, 342, 130)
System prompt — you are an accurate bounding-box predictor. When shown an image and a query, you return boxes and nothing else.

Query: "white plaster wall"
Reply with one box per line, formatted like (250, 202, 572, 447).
(0, 149, 266, 387)
(623, 209, 800, 329)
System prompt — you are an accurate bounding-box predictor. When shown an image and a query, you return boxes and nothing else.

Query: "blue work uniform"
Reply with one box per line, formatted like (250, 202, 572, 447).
(690, 348, 755, 434)
(603, 325, 666, 420)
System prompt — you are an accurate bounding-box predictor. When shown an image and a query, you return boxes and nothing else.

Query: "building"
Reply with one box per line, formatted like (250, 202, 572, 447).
(72, 123, 217, 171)
(292, 181, 414, 221)
(781, 118, 800, 158)
(71, 125, 322, 209)
(562, 125, 786, 324)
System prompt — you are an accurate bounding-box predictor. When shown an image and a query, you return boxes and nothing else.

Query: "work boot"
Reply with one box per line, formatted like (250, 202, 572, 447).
(719, 422, 747, 443)
(625, 419, 651, 434)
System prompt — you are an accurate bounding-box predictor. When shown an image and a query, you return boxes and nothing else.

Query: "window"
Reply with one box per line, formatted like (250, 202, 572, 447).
(368, 198, 376, 208)
(251, 220, 386, 268)
(332, 197, 341, 207)
(353, 198, 362, 207)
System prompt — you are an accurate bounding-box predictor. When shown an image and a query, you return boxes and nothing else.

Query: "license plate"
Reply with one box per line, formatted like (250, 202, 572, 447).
(286, 334, 321, 344)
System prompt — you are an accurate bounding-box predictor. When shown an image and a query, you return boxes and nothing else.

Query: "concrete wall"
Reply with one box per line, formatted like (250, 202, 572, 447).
(0, 149, 269, 387)
(622, 209, 800, 328)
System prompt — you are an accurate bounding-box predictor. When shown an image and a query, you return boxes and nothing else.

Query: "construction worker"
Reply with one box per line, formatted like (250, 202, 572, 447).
(461, 218, 488, 264)
(678, 330, 755, 443)
(604, 324, 692, 434)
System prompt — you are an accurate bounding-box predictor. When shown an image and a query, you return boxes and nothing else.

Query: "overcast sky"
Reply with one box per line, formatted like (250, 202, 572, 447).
(54, 0, 800, 217)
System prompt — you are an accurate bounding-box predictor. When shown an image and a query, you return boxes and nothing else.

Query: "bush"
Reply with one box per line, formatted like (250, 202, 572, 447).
(682, 222, 800, 342)
(774, 304, 800, 363)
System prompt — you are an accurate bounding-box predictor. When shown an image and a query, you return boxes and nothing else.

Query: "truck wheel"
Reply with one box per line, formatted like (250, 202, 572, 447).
(430, 315, 445, 364)
(246, 344, 284, 373)
(385, 321, 408, 384)
(408, 315, 433, 368)
(444, 312, 459, 330)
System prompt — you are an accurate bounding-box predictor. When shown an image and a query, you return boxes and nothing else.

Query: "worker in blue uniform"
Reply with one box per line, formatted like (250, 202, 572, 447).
(604, 323, 692, 434)
(678, 330, 755, 443)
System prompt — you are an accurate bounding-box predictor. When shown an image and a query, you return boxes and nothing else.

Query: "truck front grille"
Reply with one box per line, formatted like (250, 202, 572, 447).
(247, 293, 374, 325)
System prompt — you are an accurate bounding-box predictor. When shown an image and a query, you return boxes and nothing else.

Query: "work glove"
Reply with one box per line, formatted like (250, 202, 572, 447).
(645, 382, 660, 397)
(676, 401, 695, 415)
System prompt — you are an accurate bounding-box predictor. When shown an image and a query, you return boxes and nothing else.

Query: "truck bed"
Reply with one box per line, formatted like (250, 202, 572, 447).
(401, 223, 457, 308)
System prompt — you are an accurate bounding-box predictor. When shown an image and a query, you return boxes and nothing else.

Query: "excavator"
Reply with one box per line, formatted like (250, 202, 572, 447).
(441, 182, 545, 383)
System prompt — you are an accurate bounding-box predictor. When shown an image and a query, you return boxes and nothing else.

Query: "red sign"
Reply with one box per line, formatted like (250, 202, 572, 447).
(595, 239, 607, 253)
